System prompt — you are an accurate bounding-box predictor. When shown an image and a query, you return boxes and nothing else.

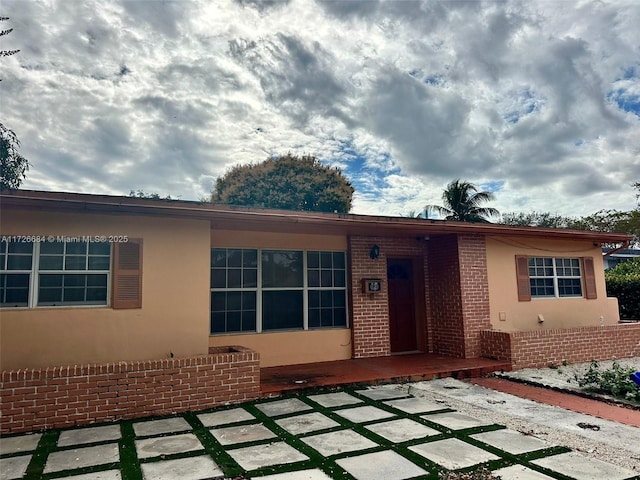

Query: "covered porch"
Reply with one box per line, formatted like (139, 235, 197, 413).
(261, 353, 511, 395)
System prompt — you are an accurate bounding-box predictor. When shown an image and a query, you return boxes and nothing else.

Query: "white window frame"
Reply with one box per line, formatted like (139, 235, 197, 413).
(529, 257, 583, 299)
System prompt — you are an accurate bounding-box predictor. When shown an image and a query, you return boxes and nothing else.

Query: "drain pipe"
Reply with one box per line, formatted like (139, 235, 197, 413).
(603, 239, 631, 258)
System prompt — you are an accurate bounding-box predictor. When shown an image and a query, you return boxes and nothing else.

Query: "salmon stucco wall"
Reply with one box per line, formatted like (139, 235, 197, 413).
(485, 237, 619, 331)
(1, 210, 211, 370)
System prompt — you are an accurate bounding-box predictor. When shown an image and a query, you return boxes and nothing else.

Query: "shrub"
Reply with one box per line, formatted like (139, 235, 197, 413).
(574, 360, 640, 403)
(605, 257, 640, 320)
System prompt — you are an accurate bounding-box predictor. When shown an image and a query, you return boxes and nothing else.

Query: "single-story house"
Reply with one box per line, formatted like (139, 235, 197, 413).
(602, 246, 640, 270)
(1, 189, 639, 433)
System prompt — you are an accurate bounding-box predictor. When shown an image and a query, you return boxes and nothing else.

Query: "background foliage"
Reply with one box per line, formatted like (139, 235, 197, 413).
(605, 257, 640, 320)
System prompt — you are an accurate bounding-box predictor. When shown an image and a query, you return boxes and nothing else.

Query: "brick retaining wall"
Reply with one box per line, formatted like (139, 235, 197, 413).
(0, 346, 259, 434)
(481, 324, 640, 369)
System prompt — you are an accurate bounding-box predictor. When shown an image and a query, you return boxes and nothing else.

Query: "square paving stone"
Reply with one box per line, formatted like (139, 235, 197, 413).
(227, 441, 309, 471)
(383, 397, 444, 414)
(301, 429, 378, 456)
(255, 398, 313, 417)
(259, 469, 333, 479)
(133, 417, 191, 437)
(135, 433, 204, 459)
(58, 425, 121, 447)
(409, 438, 500, 470)
(140, 454, 223, 480)
(211, 423, 277, 446)
(307, 392, 363, 408)
(355, 387, 409, 401)
(56, 470, 122, 480)
(275, 412, 341, 435)
(336, 450, 427, 480)
(333, 405, 395, 423)
(0, 433, 41, 455)
(365, 418, 440, 443)
(493, 465, 555, 479)
(43, 443, 120, 474)
(471, 429, 549, 455)
(0, 454, 31, 480)
(422, 412, 492, 430)
(531, 452, 637, 480)
(197, 408, 255, 427)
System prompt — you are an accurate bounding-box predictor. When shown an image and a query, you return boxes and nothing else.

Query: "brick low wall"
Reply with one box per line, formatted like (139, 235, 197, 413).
(0, 346, 259, 435)
(481, 324, 640, 369)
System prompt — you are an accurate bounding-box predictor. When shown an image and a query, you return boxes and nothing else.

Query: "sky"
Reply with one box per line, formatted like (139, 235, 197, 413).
(2, 0, 640, 219)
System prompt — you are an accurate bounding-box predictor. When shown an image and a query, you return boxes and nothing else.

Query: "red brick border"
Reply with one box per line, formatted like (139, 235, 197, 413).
(0, 346, 260, 434)
(481, 324, 640, 369)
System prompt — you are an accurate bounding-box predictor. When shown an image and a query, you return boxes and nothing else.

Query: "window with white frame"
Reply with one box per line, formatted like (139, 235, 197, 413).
(0, 239, 111, 307)
(528, 257, 582, 298)
(210, 248, 348, 334)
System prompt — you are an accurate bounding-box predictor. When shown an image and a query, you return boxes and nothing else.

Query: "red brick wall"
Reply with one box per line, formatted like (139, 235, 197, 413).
(481, 324, 640, 369)
(349, 236, 428, 358)
(0, 346, 259, 435)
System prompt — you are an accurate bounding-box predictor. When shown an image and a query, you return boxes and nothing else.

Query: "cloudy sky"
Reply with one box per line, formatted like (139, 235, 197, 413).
(2, 0, 639, 218)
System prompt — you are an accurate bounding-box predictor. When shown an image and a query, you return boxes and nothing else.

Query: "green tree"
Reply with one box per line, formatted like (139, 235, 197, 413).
(210, 153, 354, 213)
(424, 179, 499, 222)
(0, 123, 29, 190)
(499, 211, 573, 228)
(128, 190, 172, 200)
(1, 16, 20, 59)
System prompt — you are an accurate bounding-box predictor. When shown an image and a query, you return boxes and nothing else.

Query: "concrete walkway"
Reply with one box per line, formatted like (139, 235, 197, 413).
(1, 385, 638, 480)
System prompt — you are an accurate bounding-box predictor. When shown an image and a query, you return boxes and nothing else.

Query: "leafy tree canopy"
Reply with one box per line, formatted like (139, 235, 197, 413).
(210, 153, 354, 213)
(128, 189, 172, 200)
(0, 123, 29, 190)
(424, 179, 499, 223)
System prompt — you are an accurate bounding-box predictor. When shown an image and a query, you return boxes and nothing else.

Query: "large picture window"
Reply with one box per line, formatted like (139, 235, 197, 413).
(528, 257, 583, 298)
(210, 248, 348, 334)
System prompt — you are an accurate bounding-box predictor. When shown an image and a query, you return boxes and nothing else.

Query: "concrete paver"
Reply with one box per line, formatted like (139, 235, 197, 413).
(355, 388, 408, 401)
(470, 429, 551, 454)
(197, 408, 255, 427)
(132, 417, 191, 437)
(332, 405, 395, 423)
(211, 423, 277, 445)
(307, 392, 363, 408)
(256, 398, 313, 417)
(364, 418, 440, 443)
(275, 412, 341, 435)
(409, 438, 500, 470)
(227, 441, 309, 471)
(0, 434, 41, 455)
(259, 469, 333, 479)
(55, 470, 122, 480)
(43, 443, 120, 474)
(531, 451, 637, 480)
(135, 433, 204, 459)
(422, 411, 492, 430)
(383, 397, 444, 414)
(0, 454, 31, 480)
(336, 450, 427, 480)
(493, 465, 555, 480)
(301, 429, 378, 456)
(139, 455, 223, 480)
(58, 425, 121, 447)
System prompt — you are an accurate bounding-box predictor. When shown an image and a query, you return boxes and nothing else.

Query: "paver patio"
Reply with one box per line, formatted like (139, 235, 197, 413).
(0, 385, 637, 480)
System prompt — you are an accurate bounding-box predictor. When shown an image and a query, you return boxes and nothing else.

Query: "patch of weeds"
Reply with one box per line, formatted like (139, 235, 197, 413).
(573, 360, 640, 402)
(438, 466, 501, 479)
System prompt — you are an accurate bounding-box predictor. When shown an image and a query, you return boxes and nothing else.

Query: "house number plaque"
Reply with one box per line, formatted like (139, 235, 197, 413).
(362, 278, 382, 294)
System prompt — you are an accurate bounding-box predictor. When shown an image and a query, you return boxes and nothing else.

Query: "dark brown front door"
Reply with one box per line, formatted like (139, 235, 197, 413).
(387, 258, 418, 353)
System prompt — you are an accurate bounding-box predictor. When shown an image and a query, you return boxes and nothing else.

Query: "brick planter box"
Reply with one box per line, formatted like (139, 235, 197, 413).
(0, 346, 259, 435)
(481, 324, 640, 369)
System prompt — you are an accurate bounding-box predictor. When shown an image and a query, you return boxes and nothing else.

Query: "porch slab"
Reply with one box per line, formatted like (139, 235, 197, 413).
(422, 411, 493, 430)
(139, 455, 223, 480)
(356, 387, 409, 401)
(493, 465, 555, 480)
(255, 398, 313, 417)
(0, 435, 41, 456)
(275, 412, 341, 435)
(58, 425, 121, 447)
(383, 397, 444, 414)
(531, 452, 637, 480)
(210, 423, 277, 445)
(364, 418, 440, 443)
(470, 429, 550, 454)
(135, 433, 204, 459)
(332, 405, 395, 423)
(409, 438, 500, 470)
(197, 408, 255, 427)
(0, 454, 31, 480)
(307, 391, 363, 408)
(55, 470, 122, 480)
(43, 443, 120, 474)
(132, 417, 191, 437)
(301, 429, 378, 457)
(226, 441, 309, 471)
(335, 450, 427, 480)
(259, 470, 333, 480)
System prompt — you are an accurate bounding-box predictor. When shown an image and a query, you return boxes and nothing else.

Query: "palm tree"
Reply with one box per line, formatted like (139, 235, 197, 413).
(424, 179, 499, 222)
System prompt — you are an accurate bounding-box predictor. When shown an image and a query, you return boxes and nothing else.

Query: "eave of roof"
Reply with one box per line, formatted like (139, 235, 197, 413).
(0, 189, 632, 244)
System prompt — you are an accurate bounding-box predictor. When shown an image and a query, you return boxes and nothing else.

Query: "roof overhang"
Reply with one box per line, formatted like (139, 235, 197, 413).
(0, 189, 632, 245)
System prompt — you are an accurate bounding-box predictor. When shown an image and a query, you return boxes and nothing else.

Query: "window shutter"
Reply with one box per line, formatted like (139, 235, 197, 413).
(112, 239, 142, 309)
(582, 256, 597, 299)
(515, 255, 531, 302)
